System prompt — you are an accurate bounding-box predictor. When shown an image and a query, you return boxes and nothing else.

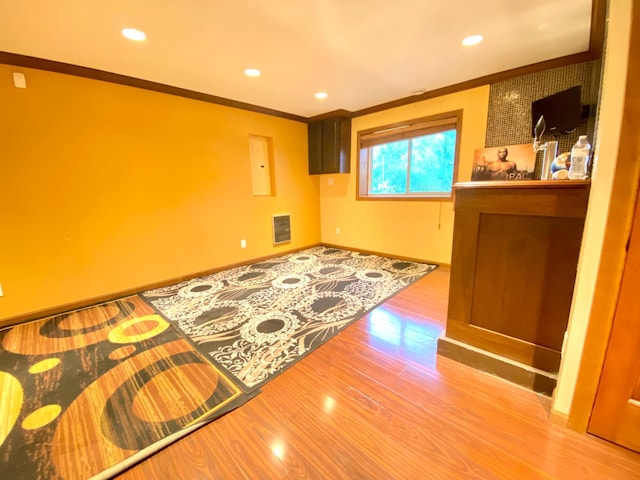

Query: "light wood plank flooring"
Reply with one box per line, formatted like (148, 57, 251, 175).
(118, 268, 640, 479)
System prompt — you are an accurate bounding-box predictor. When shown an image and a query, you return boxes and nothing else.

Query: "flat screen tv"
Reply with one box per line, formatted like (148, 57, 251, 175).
(531, 86, 582, 136)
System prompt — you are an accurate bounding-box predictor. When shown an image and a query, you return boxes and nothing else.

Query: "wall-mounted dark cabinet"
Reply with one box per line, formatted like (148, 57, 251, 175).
(308, 116, 351, 174)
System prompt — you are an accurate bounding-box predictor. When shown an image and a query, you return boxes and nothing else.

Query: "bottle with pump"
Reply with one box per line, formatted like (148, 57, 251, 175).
(569, 135, 591, 180)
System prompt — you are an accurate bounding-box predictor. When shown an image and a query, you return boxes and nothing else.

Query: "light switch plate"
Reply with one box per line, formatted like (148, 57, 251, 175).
(13, 72, 26, 88)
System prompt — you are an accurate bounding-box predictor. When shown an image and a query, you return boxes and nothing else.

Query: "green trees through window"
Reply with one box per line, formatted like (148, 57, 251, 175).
(369, 130, 457, 195)
(358, 111, 461, 199)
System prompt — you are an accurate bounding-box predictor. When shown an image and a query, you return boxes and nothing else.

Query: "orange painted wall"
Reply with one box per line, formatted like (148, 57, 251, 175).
(319, 86, 490, 264)
(0, 65, 319, 324)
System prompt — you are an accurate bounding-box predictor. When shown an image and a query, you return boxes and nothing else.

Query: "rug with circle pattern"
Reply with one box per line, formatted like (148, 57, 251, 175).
(0, 295, 253, 480)
(143, 246, 437, 392)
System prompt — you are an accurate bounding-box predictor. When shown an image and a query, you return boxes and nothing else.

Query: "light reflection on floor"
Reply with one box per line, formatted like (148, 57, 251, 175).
(364, 306, 443, 369)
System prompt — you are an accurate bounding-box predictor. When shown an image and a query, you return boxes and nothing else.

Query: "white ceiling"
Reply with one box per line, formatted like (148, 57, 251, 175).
(0, 0, 593, 118)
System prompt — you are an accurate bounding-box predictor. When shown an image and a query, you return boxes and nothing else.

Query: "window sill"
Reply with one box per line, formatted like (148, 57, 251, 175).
(356, 194, 453, 201)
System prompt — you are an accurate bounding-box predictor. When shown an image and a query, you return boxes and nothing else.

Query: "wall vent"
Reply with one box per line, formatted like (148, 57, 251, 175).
(272, 214, 291, 244)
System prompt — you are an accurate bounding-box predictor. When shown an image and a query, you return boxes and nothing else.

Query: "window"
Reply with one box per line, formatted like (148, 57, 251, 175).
(357, 111, 462, 199)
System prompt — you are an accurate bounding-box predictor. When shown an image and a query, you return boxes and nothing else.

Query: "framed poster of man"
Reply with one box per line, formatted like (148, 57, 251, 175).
(471, 143, 536, 181)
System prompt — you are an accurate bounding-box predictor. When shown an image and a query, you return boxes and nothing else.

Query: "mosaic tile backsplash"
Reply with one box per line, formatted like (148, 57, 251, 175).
(485, 61, 599, 158)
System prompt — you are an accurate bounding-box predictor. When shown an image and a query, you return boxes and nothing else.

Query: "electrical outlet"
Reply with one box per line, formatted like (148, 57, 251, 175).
(336, 227, 341, 235)
(240, 239, 247, 248)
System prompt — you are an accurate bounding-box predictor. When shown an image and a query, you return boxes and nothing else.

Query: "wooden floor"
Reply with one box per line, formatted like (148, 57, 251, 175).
(118, 268, 640, 480)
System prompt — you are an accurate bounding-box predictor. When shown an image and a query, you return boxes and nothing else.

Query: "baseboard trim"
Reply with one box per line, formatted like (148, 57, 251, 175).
(549, 409, 570, 428)
(321, 243, 448, 268)
(1, 243, 321, 329)
(3, 243, 445, 329)
(437, 334, 558, 396)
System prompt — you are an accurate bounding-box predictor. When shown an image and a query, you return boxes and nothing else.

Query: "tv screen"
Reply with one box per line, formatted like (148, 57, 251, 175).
(531, 86, 582, 136)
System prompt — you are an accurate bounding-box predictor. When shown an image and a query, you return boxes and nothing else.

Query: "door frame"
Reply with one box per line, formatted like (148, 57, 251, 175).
(568, 3, 640, 431)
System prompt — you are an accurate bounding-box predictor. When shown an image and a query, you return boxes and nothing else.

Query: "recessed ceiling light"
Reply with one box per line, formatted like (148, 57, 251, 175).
(122, 28, 146, 41)
(412, 89, 426, 96)
(462, 34, 483, 46)
(244, 68, 261, 77)
(315, 92, 328, 99)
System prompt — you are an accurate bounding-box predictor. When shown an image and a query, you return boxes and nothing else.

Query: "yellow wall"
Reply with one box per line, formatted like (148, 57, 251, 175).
(319, 87, 490, 264)
(0, 65, 319, 324)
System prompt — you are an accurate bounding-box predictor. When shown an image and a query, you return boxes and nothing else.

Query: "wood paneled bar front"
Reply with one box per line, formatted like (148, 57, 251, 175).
(437, 180, 590, 394)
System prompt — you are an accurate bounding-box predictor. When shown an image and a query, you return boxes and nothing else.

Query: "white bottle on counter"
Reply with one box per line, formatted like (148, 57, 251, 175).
(569, 135, 591, 180)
